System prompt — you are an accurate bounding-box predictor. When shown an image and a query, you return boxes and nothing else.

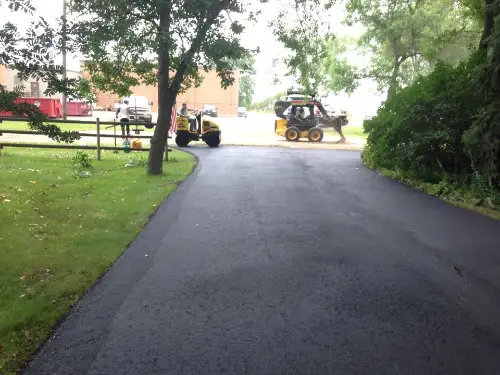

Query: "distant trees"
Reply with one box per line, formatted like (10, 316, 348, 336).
(249, 92, 284, 112)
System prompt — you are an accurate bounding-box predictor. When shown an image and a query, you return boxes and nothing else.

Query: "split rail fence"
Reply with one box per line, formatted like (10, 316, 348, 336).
(0, 117, 173, 160)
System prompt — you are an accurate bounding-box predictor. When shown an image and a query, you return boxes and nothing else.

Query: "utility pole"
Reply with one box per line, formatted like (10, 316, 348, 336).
(62, 0, 67, 120)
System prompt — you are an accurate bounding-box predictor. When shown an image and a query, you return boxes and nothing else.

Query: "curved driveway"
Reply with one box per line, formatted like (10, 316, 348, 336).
(24, 147, 500, 375)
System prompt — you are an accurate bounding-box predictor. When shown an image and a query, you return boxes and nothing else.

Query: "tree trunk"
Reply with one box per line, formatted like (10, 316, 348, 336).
(147, 4, 171, 175)
(386, 60, 401, 101)
(480, 0, 496, 49)
(147, 85, 173, 174)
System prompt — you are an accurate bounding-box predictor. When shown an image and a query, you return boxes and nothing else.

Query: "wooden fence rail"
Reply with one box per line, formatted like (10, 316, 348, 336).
(0, 117, 173, 160)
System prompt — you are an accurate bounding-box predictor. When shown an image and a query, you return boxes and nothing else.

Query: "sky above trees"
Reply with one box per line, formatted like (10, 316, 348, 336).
(0, 0, 384, 114)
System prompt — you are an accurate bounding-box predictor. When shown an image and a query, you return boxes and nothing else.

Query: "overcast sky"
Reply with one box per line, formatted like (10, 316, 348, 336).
(0, 0, 385, 114)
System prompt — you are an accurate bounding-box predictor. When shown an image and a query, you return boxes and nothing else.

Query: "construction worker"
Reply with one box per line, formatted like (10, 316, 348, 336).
(178, 103, 197, 131)
(117, 99, 131, 137)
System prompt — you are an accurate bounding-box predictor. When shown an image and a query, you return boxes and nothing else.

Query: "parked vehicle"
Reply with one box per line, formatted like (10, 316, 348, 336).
(202, 104, 218, 117)
(238, 106, 248, 117)
(175, 109, 221, 148)
(119, 95, 154, 127)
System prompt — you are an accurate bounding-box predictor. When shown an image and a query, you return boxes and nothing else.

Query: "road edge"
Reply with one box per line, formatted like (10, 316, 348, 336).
(19, 149, 200, 374)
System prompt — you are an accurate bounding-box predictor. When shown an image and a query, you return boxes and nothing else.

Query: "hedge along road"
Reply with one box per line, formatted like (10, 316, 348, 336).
(24, 146, 500, 375)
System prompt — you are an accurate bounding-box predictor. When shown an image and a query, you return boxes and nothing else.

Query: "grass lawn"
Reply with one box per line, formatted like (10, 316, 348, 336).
(0, 148, 196, 374)
(325, 124, 367, 139)
(0, 120, 95, 132)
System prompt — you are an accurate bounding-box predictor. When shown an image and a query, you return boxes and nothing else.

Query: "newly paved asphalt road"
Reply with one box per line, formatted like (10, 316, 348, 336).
(24, 147, 500, 374)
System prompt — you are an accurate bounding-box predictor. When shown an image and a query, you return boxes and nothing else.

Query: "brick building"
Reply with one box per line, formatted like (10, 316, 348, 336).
(1, 63, 240, 116)
(0, 65, 82, 98)
(0, 65, 6, 89)
(81, 61, 240, 116)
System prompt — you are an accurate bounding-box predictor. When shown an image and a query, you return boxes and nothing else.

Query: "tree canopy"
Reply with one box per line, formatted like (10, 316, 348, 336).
(237, 54, 255, 107)
(274, 0, 481, 99)
(0, 0, 88, 142)
(69, 0, 261, 174)
(273, 0, 500, 206)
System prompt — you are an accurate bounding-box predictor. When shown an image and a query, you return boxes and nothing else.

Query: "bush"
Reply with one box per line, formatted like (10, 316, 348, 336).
(72, 151, 93, 169)
(123, 155, 147, 168)
(363, 58, 483, 184)
(463, 50, 500, 188)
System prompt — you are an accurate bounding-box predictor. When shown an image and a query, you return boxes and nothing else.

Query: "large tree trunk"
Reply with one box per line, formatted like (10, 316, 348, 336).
(386, 61, 401, 101)
(147, 5, 171, 175)
(147, 84, 173, 174)
(480, 0, 496, 49)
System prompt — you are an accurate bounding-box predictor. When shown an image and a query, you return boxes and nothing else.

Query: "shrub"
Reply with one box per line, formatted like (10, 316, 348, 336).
(123, 155, 147, 168)
(72, 151, 93, 169)
(363, 58, 483, 183)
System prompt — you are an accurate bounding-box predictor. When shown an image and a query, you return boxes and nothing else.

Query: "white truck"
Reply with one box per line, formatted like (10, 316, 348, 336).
(118, 95, 154, 128)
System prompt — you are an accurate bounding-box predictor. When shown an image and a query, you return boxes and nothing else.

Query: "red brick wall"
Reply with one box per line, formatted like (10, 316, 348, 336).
(85, 68, 240, 116)
(0, 65, 6, 87)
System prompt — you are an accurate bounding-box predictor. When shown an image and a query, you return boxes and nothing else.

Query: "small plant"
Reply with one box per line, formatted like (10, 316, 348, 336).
(74, 170, 92, 179)
(168, 156, 178, 163)
(123, 155, 147, 168)
(72, 151, 93, 169)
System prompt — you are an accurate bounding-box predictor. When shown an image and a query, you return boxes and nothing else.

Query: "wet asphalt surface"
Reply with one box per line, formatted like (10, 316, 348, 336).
(24, 146, 500, 375)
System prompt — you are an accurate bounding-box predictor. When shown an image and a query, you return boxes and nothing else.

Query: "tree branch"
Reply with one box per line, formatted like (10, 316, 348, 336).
(169, 0, 230, 96)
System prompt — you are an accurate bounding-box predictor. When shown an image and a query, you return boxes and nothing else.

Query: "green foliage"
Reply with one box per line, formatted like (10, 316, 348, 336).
(272, 0, 481, 99)
(0, 87, 81, 143)
(363, 49, 500, 208)
(123, 155, 148, 169)
(237, 54, 256, 107)
(249, 91, 285, 112)
(272, 0, 332, 93)
(360, 0, 500, 212)
(0, 0, 92, 143)
(239, 75, 255, 107)
(342, 0, 481, 98)
(0, 0, 95, 100)
(0, 148, 195, 374)
(458, 0, 485, 24)
(72, 151, 93, 169)
(463, 17, 500, 186)
(321, 37, 360, 94)
(68, 0, 263, 173)
(363, 59, 480, 180)
(70, 0, 259, 97)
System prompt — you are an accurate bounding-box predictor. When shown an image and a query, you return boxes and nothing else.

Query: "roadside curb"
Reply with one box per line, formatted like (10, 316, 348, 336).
(218, 142, 365, 151)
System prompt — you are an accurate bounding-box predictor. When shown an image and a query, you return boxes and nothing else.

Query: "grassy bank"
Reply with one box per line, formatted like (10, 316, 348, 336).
(0, 148, 196, 374)
(362, 161, 500, 220)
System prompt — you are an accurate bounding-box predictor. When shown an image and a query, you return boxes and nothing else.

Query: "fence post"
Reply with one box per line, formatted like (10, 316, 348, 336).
(96, 118, 101, 161)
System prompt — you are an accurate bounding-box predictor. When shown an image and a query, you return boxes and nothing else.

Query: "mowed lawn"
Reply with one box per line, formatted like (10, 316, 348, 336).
(324, 124, 367, 139)
(0, 148, 196, 374)
(0, 120, 95, 132)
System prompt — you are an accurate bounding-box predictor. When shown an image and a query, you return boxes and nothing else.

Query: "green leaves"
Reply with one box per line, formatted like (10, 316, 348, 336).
(271, 0, 333, 93)
(0, 0, 89, 143)
(272, 0, 481, 99)
(239, 75, 255, 107)
(362, 56, 490, 185)
(321, 37, 360, 94)
(71, 0, 253, 99)
(343, 0, 481, 98)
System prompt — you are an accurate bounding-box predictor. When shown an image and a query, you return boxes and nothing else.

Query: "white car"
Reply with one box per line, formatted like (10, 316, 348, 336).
(238, 106, 248, 118)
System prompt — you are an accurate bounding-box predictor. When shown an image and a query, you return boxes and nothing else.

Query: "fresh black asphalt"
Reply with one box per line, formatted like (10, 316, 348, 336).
(24, 146, 500, 374)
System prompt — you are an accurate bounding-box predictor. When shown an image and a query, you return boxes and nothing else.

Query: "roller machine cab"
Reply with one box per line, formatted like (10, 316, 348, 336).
(174, 110, 221, 148)
(274, 89, 316, 119)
